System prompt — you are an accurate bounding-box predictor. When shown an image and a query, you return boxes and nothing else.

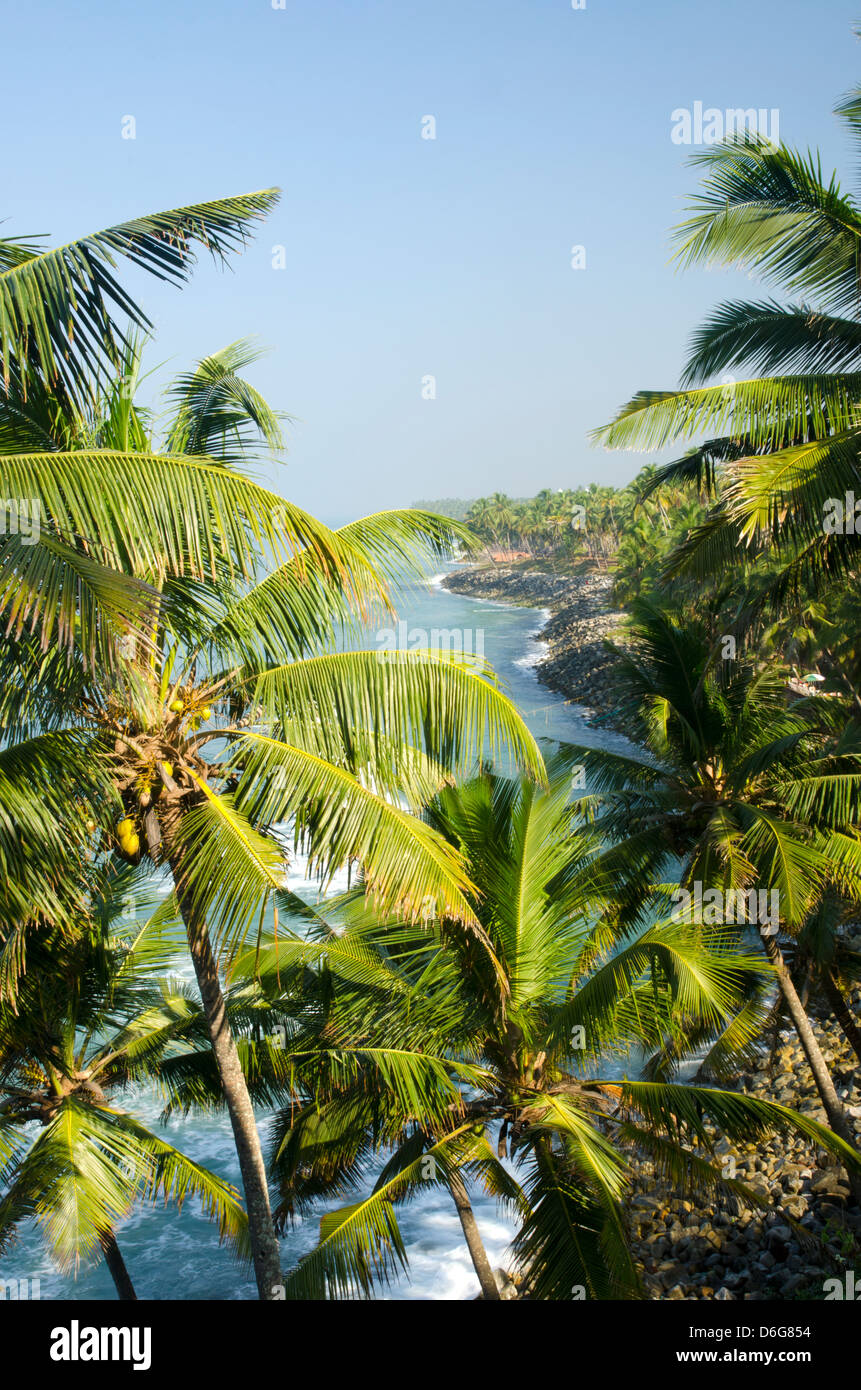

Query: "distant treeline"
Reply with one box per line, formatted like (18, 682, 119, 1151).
(413, 474, 708, 601)
(411, 497, 525, 521)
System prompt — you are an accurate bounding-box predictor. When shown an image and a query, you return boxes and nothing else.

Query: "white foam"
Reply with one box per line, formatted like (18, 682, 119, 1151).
(514, 639, 550, 670)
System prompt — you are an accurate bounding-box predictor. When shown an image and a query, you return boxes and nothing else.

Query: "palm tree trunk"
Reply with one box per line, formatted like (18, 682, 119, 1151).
(99, 1228, 137, 1301)
(448, 1171, 500, 1300)
(762, 934, 861, 1202)
(182, 914, 283, 1299)
(822, 970, 861, 1066)
(162, 812, 282, 1301)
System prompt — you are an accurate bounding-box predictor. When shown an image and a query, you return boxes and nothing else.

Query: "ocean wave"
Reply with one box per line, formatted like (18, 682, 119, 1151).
(514, 640, 550, 669)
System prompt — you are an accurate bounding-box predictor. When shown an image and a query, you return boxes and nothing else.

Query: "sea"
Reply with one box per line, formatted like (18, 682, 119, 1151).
(2, 567, 637, 1302)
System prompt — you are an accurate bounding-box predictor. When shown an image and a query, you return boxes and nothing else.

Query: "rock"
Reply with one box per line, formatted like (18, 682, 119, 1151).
(747, 1179, 773, 1200)
(630, 1194, 662, 1211)
(811, 1170, 850, 1197)
(442, 569, 628, 732)
(779, 1273, 808, 1296)
(657, 1261, 686, 1288)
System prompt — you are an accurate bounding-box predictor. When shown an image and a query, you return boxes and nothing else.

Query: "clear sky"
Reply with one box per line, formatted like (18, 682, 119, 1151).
(3, 0, 858, 525)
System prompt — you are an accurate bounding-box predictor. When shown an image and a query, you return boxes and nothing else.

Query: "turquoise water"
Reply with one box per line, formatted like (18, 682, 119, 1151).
(2, 571, 631, 1302)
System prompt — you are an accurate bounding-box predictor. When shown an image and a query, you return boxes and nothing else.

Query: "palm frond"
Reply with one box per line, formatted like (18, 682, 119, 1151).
(591, 375, 859, 454)
(232, 732, 480, 927)
(672, 137, 861, 315)
(164, 339, 287, 466)
(0, 191, 280, 401)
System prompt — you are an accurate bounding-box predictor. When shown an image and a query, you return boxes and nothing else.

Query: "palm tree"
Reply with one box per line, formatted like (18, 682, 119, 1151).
(0, 190, 283, 954)
(560, 602, 861, 1191)
(0, 864, 248, 1299)
(214, 762, 861, 1300)
(592, 84, 861, 609)
(612, 515, 660, 603)
(0, 191, 279, 408)
(465, 497, 495, 548)
(0, 332, 542, 1297)
(487, 493, 517, 552)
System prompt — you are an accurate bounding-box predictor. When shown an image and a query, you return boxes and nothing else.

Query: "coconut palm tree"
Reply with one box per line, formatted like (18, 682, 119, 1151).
(0, 729, 120, 984)
(487, 493, 517, 552)
(0, 190, 284, 950)
(559, 602, 861, 1190)
(0, 191, 279, 408)
(464, 497, 495, 548)
(0, 334, 542, 1298)
(206, 762, 861, 1300)
(0, 863, 248, 1299)
(592, 85, 861, 609)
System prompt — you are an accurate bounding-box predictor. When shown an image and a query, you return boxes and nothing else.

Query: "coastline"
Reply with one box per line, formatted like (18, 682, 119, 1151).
(626, 1002, 861, 1301)
(441, 565, 628, 732)
(442, 565, 861, 1300)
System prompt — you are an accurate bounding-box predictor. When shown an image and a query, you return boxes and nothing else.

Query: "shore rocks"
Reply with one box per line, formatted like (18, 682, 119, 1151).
(441, 566, 627, 730)
(627, 996, 861, 1300)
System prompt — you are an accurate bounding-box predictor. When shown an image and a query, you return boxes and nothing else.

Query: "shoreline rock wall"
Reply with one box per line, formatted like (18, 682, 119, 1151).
(442, 566, 626, 729)
(629, 995, 861, 1301)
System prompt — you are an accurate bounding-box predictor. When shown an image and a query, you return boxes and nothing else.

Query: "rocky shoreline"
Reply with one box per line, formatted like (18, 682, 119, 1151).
(441, 566, 627, 731)
(487, 1005, 861, 1302)
(628, 992, 861, 1300)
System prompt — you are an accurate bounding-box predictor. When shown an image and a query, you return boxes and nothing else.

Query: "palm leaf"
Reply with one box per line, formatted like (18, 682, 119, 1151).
(0, 191, 280, 401)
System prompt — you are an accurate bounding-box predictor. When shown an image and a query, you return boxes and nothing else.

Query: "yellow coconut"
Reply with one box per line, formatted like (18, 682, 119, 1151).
(117, 817, 136, 840)
(168, 699, 185, 714)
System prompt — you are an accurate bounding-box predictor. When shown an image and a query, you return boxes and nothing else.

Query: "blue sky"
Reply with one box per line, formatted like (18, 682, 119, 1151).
(3, 0, 859, 524)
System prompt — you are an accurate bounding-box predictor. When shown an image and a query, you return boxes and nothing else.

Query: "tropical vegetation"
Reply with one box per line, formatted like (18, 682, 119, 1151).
(4, 73, 861, 1304)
